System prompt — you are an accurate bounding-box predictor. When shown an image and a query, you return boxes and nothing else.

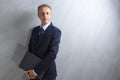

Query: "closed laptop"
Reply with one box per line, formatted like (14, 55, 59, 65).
(19, 51, 42, 71)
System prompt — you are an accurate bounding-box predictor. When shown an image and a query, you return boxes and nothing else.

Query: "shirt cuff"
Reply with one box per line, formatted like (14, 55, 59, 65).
(33, 70, 37, 76)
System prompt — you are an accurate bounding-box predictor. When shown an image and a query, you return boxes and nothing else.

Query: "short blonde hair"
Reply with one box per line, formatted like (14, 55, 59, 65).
(38, 4, 51, 11)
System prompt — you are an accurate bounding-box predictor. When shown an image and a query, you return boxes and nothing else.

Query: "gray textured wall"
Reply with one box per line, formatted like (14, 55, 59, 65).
(0, 0, 120, 80)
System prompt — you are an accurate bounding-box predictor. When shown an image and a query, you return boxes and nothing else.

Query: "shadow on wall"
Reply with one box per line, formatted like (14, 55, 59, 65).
(0, 10, 34, 80)
(10, 10, 34, 61)
(110, 0, 120, 33)
(12, 43, 26, 67)
(11, 12, 33, 80)
(11, 43, 28, 80)
(11, 29, 32, 67)
(110, 0, 120, 79)
(10, 12, 33, 30)
(10, 11, 33, 67)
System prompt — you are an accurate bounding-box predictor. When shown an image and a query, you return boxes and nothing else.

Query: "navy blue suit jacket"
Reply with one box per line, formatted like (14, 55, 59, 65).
(28, 23, 61, 79)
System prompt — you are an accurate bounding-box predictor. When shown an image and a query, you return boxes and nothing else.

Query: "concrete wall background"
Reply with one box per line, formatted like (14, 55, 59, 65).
(0, 0, 119, 80)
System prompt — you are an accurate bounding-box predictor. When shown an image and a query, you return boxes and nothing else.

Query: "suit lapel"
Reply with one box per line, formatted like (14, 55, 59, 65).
(35, 26, 40, 43)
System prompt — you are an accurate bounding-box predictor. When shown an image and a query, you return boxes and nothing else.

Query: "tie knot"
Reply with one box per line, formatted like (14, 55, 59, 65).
(39, 27, 44, 36)
(40, 27, 44, 30)
(40, 27, 44, 32)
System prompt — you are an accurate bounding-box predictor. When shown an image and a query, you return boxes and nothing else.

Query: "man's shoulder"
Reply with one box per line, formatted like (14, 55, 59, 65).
(33, 25, 40, 30)
(51, 25, 61, 33)
(30, 25, 40, 32)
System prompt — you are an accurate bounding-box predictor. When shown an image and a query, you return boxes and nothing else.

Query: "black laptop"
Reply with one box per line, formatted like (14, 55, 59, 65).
(19, 51, 42, 71)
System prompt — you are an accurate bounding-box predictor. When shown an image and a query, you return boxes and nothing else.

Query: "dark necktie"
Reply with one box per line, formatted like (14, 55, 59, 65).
(39, 27, 44, 40)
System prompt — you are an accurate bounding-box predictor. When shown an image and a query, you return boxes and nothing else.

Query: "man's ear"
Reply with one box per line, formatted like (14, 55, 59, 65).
(38, 14, 40, 18)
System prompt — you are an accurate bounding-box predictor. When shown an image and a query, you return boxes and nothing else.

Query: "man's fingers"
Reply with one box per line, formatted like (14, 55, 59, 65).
(30, 73, 36, 79)
(25, 71, 36, 79)
(24, 70, 36, 79)
(25, 73, 30, 79)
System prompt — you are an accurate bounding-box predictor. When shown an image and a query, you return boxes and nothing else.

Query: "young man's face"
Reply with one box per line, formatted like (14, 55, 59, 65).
(38, 7, 51, 26)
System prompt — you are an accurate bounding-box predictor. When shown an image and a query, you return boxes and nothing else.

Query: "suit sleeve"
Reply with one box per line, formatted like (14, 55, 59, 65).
(28, 28, 34, 52)
(34, 29, 61, 75)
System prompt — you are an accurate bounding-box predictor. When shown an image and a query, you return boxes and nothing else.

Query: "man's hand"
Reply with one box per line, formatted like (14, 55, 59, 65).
(25, 69, 36, 79)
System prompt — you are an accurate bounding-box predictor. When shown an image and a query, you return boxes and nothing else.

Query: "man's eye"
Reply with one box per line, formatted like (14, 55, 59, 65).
(46, 12, 49, 15)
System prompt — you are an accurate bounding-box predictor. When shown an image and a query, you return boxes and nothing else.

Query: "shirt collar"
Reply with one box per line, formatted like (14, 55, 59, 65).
(40, 22, 51, 30)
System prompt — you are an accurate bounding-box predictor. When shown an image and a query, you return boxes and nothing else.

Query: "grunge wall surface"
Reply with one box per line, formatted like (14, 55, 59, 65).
(0, 0, 119, 80)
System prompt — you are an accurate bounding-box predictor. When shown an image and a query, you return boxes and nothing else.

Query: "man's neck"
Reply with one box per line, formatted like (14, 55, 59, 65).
(41, 22, 51, 27)
(41, 22, 51, 30)
(41, 22, 49, 26)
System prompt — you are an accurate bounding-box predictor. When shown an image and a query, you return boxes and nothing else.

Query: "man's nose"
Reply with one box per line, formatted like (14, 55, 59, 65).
(44, 13, 47, 17)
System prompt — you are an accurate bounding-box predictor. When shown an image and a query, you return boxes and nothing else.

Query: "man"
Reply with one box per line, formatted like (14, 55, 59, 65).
(25, 4, 61, 80)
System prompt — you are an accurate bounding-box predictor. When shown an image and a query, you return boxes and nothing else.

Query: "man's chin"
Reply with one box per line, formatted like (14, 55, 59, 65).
(42, 22, 48, 25)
